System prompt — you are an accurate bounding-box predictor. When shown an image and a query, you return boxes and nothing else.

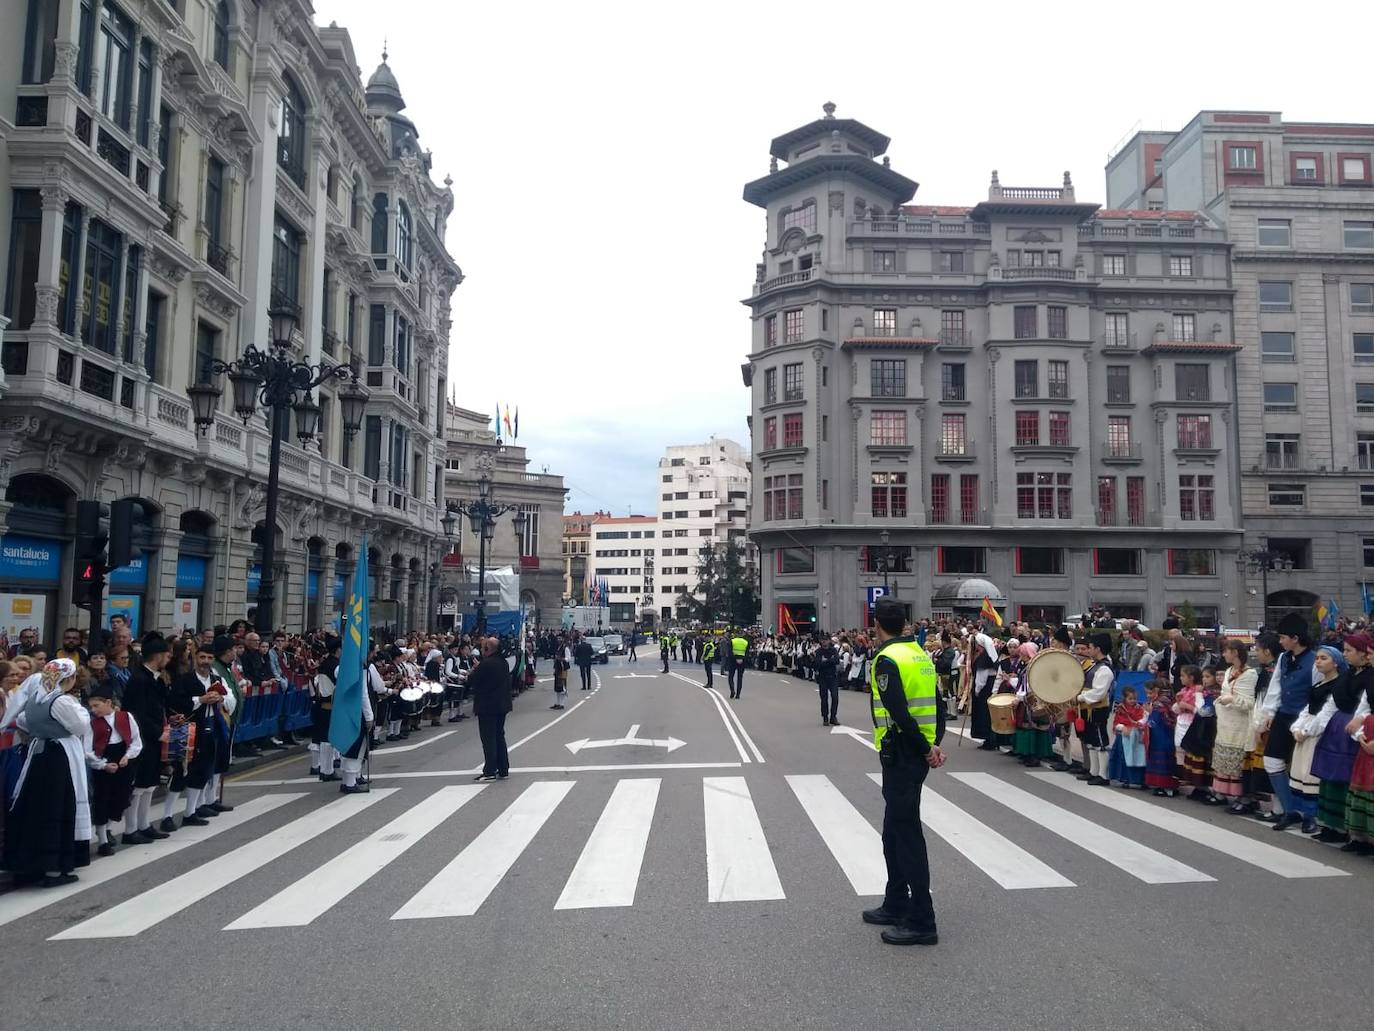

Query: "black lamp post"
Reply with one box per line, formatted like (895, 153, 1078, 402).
(876, 529, 894, 594)
(1235, 547, 1295, 630)
(443, 469, 526, 634)
(188, 306, 369, 633)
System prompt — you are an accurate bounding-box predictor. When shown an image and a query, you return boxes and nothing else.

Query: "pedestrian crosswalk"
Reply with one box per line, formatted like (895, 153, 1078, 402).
(18, 766, 1353, 941)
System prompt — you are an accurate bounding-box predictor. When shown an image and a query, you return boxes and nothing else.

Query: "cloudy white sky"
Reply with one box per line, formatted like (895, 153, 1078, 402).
(314, 0, 1370, 516)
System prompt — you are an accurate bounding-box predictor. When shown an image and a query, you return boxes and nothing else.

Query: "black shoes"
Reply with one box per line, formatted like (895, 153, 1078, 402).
(159, 817, 178, 834)
(1087, 776, 1111, 787)
(40, 873, 79, 888)
(880, 926, 939, 946)
(550, 704, 564, 710)
(195, 806, 218, 819)
(862, 905, 905, 926)
(142, 825, 170, 840)
(97, 842, 116, 857)
(1272, 812, 1302, 832)
(319, 772, 341, 783)
(211, 802, 234, 813)
(182, 814, 210, 827)
(474, 773, 497, 782)
(339, 783, 369, 794)
(121, 832, 149, 846)
(309, 766, 321, 777)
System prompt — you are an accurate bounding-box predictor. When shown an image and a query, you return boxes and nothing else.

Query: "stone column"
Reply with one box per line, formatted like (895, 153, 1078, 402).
(33, 186, 70, 338)
(87, 1, 107, 114)
(306, 124, 330, 367)
(240, 74, 282, 349)
(150, 526, 184, 634)
(74, 210, 92, 344)
(112, 237, 131, 360)
(316, 552, 335, 630)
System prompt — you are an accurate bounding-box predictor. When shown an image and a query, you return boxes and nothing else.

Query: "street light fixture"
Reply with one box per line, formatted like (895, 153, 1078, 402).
(188, 304, 369, 633)
(1235, 547, 1295, 630)
(445, 467, 525, 632)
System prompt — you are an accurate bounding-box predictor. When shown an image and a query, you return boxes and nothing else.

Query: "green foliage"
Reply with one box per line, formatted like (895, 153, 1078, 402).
(1176, 600, 1199, 633)
(675, 541, 759, 626)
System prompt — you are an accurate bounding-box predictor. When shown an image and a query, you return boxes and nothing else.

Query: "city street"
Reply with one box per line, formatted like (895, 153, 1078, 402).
(2, 654, 1369, 1031)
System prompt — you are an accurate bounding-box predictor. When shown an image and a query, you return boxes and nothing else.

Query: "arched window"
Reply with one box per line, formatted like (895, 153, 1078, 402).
(277, 73, 306, 188)
(371, 193, 388, 259)
(396, 200, 413, 272)
(212, 0, 230, 70)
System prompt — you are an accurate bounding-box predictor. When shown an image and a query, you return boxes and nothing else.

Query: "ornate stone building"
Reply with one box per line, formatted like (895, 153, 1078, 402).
(744, 105, 1243, 631)
(0, 1, 460, 639)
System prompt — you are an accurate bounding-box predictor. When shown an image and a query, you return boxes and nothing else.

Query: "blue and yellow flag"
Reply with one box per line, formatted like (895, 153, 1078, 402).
(329, 535, 370, 753)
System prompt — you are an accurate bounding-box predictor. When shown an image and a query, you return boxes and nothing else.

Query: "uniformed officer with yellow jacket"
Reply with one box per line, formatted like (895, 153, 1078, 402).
(864, 597, 946, 946)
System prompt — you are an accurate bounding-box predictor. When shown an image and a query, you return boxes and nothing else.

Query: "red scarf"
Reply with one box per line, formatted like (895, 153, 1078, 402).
(1113, 700, 1145, 729)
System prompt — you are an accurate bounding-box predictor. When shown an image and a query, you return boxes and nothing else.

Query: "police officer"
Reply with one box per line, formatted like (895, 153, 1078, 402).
(864, 597, 945, 947)
(700, 636, 717, 689)
(728, 631, 749, 699)
(660, 632, 670, 674)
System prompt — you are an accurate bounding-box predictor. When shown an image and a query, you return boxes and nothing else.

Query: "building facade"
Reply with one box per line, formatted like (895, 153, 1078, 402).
(440, 403, 565, 627)
(1109, 111, 1374, 626)
(585, 514, 657, 628)
(655, 438, 753, 621)
(0, 1, 460, 639)
(744, 104, 1243, 632)
(560, 509, 606, 606)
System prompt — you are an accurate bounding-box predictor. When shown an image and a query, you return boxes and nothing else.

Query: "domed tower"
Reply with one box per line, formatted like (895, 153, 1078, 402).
(365, 48, 421, 163)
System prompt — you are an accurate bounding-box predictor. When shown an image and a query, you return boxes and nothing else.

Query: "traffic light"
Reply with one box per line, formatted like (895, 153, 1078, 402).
(72, 500, 108, 609)
(108, 497, 136, 570)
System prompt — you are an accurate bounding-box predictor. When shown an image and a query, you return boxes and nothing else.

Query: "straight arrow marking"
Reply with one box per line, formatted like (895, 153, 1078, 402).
(566, 725, 687, 753)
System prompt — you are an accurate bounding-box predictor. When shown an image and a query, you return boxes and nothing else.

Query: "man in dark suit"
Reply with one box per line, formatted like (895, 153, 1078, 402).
(573, 634, 594, 691)
(470, 636, 512, 781)
(122, 636, 172, 843)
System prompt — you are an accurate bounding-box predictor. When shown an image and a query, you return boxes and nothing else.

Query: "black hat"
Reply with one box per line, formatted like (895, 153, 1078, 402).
(87, 684, 115, 702)
(141, 637, 170, 657)
(1276, 612, 1309, 641)
(322, 633, 341, 653)
(212, 635, 237, 656)
(1087, 632, 1113, 655)
(1052, 625, 1074, 648)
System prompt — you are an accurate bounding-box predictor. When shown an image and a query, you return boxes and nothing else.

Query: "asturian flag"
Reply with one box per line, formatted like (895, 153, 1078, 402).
(329, 535, 370, 753)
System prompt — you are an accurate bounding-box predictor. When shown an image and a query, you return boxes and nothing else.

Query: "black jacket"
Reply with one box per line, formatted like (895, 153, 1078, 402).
(122, 663, 167, 741)
(469, 655, 513, 716)
(816, 644, 840, 679)
(574, 641, 593, 666)
(168, 670, 225, 730)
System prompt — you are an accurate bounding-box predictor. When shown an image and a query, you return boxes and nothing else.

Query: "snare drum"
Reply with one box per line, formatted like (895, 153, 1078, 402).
(987, 693, 1018, 736)
(399, 685, 425, 717)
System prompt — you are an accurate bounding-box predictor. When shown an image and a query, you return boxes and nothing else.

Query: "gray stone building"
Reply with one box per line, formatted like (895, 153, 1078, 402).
(0, 3, 459, 639)
(743, 105, 1243, 632)
(440, 403, 566, 628)
(1110, 111, 1374, 627)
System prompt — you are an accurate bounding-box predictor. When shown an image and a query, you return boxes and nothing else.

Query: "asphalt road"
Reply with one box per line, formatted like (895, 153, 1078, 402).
(3, 653, 1371, 1031)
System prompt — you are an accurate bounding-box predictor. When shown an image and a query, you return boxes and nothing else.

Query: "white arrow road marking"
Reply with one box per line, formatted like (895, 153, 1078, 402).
(612, 674, 659, 679)
(565, 724, 687, 753)
(830, 723, 876, 750)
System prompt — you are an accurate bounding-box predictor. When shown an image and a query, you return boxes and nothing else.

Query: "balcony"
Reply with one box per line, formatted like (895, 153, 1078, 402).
(1102, 332, 1138, 352)
(1095, 507, 1157, 528)
(928, 507, 989, 525)
(754, 267, 815, 295)
(1101, 442, 1144, 464)
(934, 438, 976, 463)
(321, 328, 340, 357)
(1264, 452, 1300, 471)
(205, 239, 232, 278)
(937, 329, 971, 351)
(998, 265, 1080, 282)
(160, 200, 184, 239)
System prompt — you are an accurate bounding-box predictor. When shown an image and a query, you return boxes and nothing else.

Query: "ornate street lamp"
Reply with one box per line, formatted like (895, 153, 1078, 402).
(189, 305, 370, 632)
(445, 462, 525, 632)
(1235, 547, 1296, 630)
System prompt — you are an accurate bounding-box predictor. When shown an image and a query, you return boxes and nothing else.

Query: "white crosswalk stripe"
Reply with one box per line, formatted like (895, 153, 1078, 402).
(52, 790, 394, 940)
(1027, 773, 1349, 880)
(392, 780, 574, 920)
(556, 778, 660, 910)
(788, 774, 885, 895)
(868, 774, 1074, 890)
(951, 773, 1214, 884)
(226, 785, 488, 929)
(27, 767, 1363, 941)
(703, 776, 784, 902)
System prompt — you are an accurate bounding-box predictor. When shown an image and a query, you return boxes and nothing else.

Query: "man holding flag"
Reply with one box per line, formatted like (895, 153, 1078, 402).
(330, 539, 373, 794)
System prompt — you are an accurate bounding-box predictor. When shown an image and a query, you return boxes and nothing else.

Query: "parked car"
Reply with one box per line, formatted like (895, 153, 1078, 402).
(603, 633, 625, 655)
(584, 637, 610, 663)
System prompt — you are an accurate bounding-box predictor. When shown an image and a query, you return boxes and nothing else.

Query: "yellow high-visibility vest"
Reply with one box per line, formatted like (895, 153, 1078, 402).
(869, 639, 938, 749)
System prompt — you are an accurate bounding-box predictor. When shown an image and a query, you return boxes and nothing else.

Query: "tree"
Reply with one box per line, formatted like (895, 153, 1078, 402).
(674, 540, 759, 626)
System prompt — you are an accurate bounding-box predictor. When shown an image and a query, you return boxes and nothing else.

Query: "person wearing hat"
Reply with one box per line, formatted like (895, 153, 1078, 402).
(84, 683, 143, 857)
(1073, 633, 1117, 786)
(310, 635, 341, 781)
(1258, 612, 1318, 831)
(121, 637, 172, 843)
(164, 643, 228, 828)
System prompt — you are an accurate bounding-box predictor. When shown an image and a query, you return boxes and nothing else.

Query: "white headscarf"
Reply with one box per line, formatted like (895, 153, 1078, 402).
(36, 658, 78, 703)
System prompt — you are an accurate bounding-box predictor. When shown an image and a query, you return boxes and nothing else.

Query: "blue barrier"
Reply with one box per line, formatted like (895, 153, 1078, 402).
(234, 685, 284, 742)
(1114, 669, 1153, 703)
(283, 684, 313, 733)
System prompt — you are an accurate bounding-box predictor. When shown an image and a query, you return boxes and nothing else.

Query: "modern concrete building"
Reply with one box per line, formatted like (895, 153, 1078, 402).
(560, 510, 606, 606)
(743, 104, 1242, 632)
(655, 438, 753, 621)
(1110, 111, 1374, 627)
(585, 514, 658, 629)
(0, 3, 459, 638)
(440, 403, 566, 627)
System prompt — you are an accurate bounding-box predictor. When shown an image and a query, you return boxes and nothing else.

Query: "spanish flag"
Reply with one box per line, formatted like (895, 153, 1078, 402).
(980, 597, 1003, 627)
(780, 604, 798, 635)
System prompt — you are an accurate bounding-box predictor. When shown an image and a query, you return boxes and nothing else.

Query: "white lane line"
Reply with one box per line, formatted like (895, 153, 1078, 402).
(555, 779, 660, 910)
(719, 688, 766, 764)
(242, 761, 744, 785)
(392, 781, 574, 920)
(225, 785, 487, 929)
(371, 730, 457, 755)
(0, 794, 302, 930)
(950, 773, 1214, 885)
(787, 775, 885, 895)
(52, 791, 394, 940)
(703, 776, 785, 902)
(672, 672, 750, 763)
(1029, 773, 1349, 880)
(869, 773, 1072, 890)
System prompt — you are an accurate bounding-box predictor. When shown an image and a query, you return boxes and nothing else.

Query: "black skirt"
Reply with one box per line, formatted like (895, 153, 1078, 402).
(1180, 713, 1217, 759)
(2, 743, 90, 877)
(1264, 711, 1298, 764)
(90, 741, 134, 825)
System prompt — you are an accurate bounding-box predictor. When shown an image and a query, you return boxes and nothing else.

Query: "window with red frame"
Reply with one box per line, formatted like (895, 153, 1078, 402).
(930, 473, 949, 523)
(871, 472, 907, 518)
(1339, 153, 1371, 186)
(1015, 410, 1040, 446)
(869, 410, 907, 446)
(1126, 476, 1145, 525)
(1098, 475, 1116, 522)
(1049, 411, 1071, 446)
(783, 412, 803, 447)
(763, 416, 777, 450)
(1177, 414, 1212, 449)
(960, 474, 979, 523)
(1167, 549, 1216, 576)
(1017, 472, 1072, 518)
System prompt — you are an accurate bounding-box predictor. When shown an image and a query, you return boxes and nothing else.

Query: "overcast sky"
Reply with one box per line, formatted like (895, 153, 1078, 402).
(313, 0, 1371, 517)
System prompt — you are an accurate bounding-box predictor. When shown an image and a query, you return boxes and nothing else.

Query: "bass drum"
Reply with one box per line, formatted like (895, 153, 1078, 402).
(987, 693, 1017, 736)
(1025, 649, 1084, 706)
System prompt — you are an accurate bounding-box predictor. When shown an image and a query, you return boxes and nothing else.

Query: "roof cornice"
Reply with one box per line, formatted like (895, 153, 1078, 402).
(743, 156, 917, 208)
